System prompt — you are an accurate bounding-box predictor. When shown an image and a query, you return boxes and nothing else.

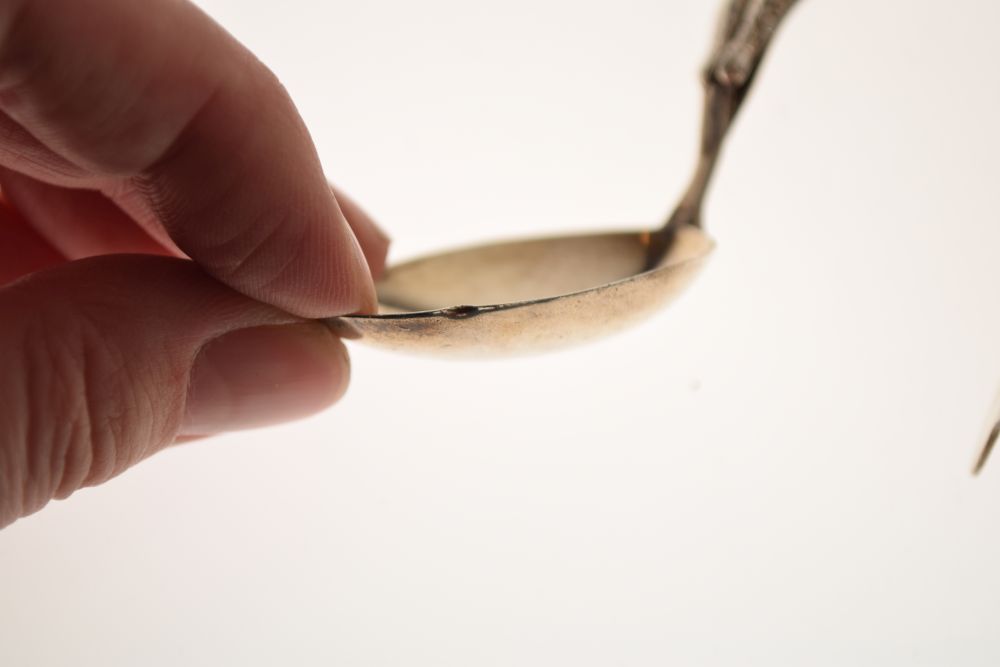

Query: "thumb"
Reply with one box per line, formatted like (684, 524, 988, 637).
(0, 255, 350, 528)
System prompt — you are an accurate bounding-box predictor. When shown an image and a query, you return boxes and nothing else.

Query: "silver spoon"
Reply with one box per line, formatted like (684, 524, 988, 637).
(329, 0, 799, 357)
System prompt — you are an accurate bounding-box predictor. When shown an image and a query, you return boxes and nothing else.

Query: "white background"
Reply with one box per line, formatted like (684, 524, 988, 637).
(3, 0, 1000, 664)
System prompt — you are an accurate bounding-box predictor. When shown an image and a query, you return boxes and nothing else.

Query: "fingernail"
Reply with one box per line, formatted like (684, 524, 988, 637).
(343, 226, 380, 314)
(181, 323, 350, 436)
(370, 219, 392, 251)
(366, 223, 392, 282)
(328, 185, 391, 289)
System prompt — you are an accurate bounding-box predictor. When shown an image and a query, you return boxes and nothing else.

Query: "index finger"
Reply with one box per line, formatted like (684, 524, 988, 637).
(0, 0, 375, 317)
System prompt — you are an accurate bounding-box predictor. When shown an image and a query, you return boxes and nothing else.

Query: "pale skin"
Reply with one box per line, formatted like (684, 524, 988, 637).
(0, 0, 390, 528)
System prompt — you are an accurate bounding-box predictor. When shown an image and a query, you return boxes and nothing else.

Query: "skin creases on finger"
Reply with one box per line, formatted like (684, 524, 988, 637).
(0, 254, 352, 528)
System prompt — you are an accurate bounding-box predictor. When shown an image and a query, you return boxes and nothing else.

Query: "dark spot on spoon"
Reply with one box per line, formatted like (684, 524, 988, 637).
(443, 305, 484, 319)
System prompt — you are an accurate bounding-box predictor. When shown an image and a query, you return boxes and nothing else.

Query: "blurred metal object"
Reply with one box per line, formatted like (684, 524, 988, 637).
(974, 421, 999, 476)
(973, 387, 1000, 475)
(330, 0, 798, 357)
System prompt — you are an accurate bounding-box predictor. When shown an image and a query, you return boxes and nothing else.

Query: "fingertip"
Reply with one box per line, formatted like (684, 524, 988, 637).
(181, 322, 351, 437)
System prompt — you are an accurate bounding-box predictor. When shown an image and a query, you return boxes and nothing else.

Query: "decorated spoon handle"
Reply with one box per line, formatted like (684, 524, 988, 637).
(645, 0, 799, 269)
(708, 0, 799, 87)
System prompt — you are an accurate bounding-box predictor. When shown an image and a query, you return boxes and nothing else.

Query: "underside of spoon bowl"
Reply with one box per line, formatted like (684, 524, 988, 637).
(328, 224, 714, 357)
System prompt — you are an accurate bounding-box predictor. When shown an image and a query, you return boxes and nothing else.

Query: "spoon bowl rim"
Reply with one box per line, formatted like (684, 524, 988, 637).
(342, 225, 715, 321)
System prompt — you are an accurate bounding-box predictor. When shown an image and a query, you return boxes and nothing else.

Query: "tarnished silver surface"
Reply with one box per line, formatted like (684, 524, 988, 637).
(331, 226, 713, 357)
(327, 0, 796, 357)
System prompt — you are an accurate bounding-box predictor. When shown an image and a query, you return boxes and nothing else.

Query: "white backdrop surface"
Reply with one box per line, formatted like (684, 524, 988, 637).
(3, 1, 1000, 665)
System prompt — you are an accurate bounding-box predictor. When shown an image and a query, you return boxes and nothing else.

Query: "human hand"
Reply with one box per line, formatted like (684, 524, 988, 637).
(0, 0, 390, 528)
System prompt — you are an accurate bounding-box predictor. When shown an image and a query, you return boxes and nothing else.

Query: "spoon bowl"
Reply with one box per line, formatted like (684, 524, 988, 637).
(327, 0, 795, 358)
(329, 224, 713, 357)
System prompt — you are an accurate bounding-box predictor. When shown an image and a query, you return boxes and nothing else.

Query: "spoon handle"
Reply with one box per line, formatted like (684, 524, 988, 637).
(645, 0, 799, 269)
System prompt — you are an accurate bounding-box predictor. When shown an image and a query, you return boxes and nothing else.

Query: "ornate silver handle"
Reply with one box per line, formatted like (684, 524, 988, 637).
(644, 0, 800, 269)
